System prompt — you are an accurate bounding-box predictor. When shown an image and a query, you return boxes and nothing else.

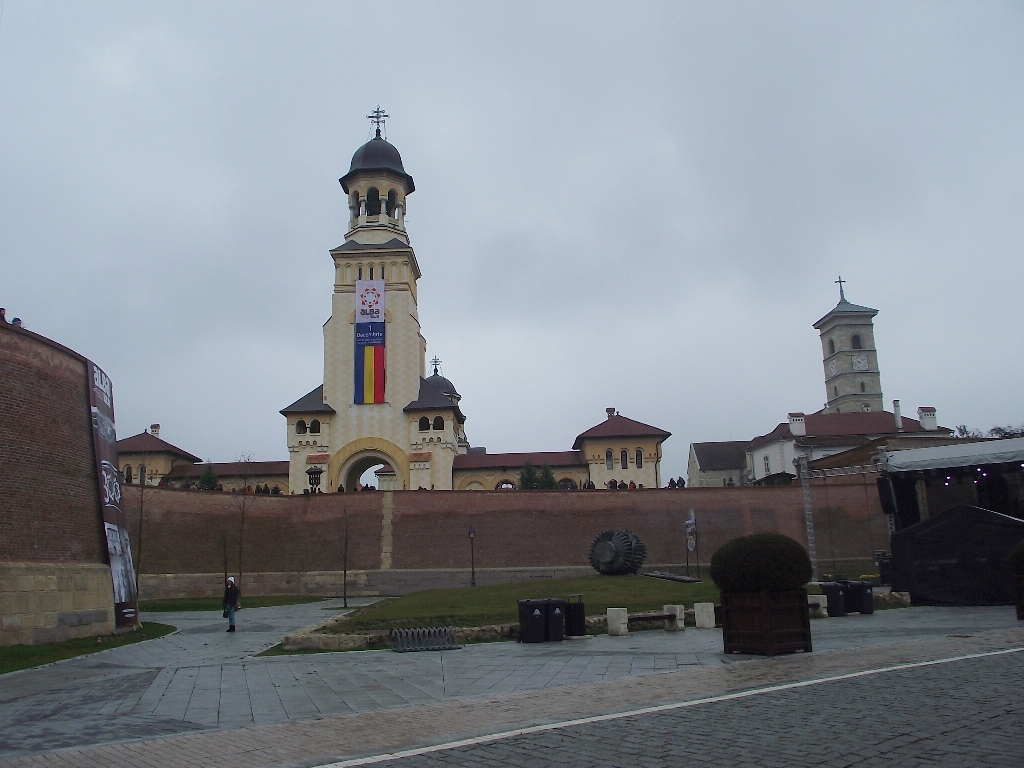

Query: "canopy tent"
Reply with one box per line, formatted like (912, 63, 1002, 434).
(881, 437, 1024, 473)
(890, 504, 1024, 605)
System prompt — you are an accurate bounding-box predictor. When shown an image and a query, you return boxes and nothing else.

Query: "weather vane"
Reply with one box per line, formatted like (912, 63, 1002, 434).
(367, 106, 389, 138)
(835, 275, 846, 300)
(430, 356, 441, 376)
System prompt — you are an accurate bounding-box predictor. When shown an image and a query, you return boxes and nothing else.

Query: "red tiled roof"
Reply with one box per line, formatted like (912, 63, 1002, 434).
(748, 411, 949, 451)
(164, 461, 289, 480)
(453, 451, 587, 471)
(572, 415, 671, 450)
(116, 432, 202, 463)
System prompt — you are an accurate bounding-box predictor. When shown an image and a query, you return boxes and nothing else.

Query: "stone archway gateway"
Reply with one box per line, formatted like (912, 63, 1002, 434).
(328, 437, 409, 492)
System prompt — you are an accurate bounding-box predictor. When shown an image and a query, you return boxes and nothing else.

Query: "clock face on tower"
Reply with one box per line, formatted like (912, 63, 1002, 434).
(852, 354, 869, 372)
(828, 360, 838, 378)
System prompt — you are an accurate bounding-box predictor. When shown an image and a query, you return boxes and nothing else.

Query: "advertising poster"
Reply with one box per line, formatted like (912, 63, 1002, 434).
(87, 362, 139, 628)
(354, 279, 386, 404)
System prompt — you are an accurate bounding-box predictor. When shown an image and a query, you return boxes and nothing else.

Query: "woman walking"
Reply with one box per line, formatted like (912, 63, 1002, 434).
(223, 576, 240, 632)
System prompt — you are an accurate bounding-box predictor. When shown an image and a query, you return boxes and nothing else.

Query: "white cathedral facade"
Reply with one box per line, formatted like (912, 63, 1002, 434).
(282, 119, 671, 493)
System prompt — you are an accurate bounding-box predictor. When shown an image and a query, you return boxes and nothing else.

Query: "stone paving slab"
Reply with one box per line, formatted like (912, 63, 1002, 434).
(1, 625, 1020, 768)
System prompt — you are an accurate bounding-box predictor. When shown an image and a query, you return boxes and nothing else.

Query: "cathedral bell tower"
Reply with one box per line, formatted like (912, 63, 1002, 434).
(813, 278, 884, 414)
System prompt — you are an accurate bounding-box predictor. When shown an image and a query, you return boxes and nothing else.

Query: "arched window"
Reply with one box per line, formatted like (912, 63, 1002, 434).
(635, 449, 643, 468)
(433, 415, 444, 430)
(605, 450, 613, 470)
(828, 339, 835, 355)
(309, 419, 321, 434)
(368, 265, 374, 280)
(852, 334, 862, 349)
(418, 416, 430, 431)
(860, 382, 866, 393)
(350, 191, 359, 215)
(124, 465, 132, 484)
(357, 266, 363, 280)
(834, 386, 838, 398)
(386, 189, 397, 217)
(296, 420, 307, 434)
(366, 186, 381, 215)
(620, 449, 628, 470)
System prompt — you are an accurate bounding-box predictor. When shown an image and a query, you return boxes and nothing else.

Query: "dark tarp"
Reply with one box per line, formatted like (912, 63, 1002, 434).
(890, 504, 1024, 605)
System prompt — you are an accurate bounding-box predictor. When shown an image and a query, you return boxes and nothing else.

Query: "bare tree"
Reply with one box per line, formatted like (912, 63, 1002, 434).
(340, 507, 350, 608)
(134, 463, 147, 594)
(234, 452, 255, 588)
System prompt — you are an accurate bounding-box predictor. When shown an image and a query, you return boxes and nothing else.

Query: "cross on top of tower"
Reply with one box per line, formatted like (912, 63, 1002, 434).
(835, 275, 847, 301)
(367, 106, 389, 138)
(430, 356, 442, 376)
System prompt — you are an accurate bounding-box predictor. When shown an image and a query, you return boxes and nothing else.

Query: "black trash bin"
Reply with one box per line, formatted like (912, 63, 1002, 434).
(518, 599, 547, 643)
(564, 594, 586, 637)
(819, 582, 846, 617)
(838, 580, 874, 614)
(546, 598, 567, 641)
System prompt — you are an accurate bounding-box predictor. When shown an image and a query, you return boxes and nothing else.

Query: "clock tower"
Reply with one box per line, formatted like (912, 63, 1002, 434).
(812, 278, 884, 414)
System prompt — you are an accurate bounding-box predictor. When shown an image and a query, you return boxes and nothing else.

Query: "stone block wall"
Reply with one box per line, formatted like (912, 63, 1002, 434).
(0, 563, 114, 645)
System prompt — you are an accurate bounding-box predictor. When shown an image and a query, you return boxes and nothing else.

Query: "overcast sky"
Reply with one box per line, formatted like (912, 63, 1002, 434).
(2, 2, 1022, 482)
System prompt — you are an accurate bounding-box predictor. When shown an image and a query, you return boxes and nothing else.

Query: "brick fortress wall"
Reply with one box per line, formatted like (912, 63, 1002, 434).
(127, 476, 888, 599)
(0, 325, 115, 644)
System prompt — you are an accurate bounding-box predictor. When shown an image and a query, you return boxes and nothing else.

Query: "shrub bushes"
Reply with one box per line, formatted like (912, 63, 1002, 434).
(710, 533, 813, 593)
(1009, 539, 1024, 577)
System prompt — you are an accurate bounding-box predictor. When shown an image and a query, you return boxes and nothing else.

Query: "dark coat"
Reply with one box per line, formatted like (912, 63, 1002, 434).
(223, 583, 240, 607)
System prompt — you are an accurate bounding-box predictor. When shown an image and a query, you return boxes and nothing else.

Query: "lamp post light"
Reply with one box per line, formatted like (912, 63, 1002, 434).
(306, 466, 323, 494)
(468, 526, 476, 587)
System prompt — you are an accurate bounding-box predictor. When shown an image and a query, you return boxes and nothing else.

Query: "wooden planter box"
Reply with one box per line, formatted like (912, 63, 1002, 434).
(1015, 575, 1024, 621)
(720, 589, 812, 657)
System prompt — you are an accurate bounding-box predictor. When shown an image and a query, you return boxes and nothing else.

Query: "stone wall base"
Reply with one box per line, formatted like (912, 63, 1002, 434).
(0, 562, 115, 646)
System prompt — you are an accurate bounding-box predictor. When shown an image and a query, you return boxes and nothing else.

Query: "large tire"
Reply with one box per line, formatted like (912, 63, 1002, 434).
(590, 529, 647, 575)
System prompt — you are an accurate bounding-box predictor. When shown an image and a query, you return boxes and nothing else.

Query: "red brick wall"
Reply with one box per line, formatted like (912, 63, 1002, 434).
(125, 478, 888, 577)
(0, 326, 106, 564)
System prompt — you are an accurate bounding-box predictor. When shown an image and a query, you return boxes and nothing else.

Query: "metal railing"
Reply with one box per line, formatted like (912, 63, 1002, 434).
(389, 627, 462, 652)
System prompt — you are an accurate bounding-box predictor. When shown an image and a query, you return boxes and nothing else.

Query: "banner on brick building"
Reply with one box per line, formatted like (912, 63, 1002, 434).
(87, 361, 139, 628)
(354, 279, 386, 404)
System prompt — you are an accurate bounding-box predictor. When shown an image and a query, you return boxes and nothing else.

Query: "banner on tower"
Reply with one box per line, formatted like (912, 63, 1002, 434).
(354, 279, 386, 404)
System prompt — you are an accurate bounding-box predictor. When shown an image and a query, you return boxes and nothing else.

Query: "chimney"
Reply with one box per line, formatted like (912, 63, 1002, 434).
(788, 413, 806, 437)
(150, 423, 161, 439)
(917, 407, 937, 431)
(893, 401, 903, 432)
(606, 407, 616, 420)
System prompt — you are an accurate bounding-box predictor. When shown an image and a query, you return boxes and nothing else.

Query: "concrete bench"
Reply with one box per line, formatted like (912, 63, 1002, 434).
(607, 605, 685, 635)
(807, 594, 828, 619)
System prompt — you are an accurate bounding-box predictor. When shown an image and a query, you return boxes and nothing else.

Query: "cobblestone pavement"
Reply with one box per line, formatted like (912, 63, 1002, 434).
(369, 650, 1024, 768)
(0, 603, 1020, 766)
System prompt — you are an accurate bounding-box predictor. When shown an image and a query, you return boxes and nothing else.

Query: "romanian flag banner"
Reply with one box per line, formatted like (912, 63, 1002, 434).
(354, 280, 386, 404)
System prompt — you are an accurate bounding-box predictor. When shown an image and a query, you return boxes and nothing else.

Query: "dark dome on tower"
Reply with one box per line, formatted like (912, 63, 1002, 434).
(339, 129, 415, 194)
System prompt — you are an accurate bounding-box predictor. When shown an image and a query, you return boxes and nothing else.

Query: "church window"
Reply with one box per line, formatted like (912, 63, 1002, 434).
(635, 449, 643, 468)
(386, 189, 397, 217)
(369, 265, 374, 280)
(852, 334, 862, 350)
(620, 449, 628, 470)
(834, 386, 838, 398)
(124, 465, 132, 484)
(605, 450, 613, 470)
(433, 416, 444, 430)
(828, 339, 835, 355)
(296, 420, 307, 434)
(358, 266, 363, 280)
(419, 416, 430, 431)
(860, 382, 866, 393)
(763, 455, 770, 474)
(366, 186, 381, 215)
(350, 191, 359, 214)
(309, 419, 321, 434)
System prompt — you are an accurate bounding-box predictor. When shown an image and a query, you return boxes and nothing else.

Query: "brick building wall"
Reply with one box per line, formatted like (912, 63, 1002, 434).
(0, 325, 115, 644)
(127, 477, 888, 598)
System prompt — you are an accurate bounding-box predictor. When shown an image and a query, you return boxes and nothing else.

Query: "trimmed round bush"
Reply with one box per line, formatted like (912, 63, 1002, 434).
(1009, 539, 1024, 576)
(710, 533, 813, 593)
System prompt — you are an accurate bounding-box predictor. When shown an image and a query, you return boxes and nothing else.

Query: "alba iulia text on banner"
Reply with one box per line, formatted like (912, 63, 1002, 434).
(354, 280, 386, 404)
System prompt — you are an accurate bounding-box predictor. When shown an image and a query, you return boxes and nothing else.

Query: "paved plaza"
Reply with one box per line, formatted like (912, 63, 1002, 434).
(0, 600, 1021, 767)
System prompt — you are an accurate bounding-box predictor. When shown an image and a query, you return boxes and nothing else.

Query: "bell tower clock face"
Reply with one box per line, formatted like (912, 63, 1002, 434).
(828, 360, 838, 378)
(852, 354, 869, 372)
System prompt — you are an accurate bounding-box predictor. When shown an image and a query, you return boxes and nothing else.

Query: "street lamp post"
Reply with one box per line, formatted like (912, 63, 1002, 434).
(468, 527, 476, 587)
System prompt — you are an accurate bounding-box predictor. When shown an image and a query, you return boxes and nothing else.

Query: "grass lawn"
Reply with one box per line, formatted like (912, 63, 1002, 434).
(334, 575, 722, 633)
(138, 595, 327, 612)
(0, 622, 176, 676)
